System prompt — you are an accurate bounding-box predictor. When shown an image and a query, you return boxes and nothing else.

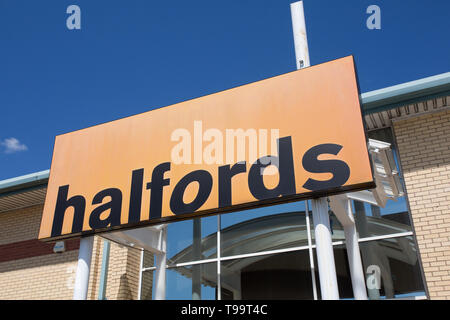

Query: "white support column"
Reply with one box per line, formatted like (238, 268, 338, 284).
(311, 198, 339, 300)
(290, 1, 310, 69)
(154, 226, 167, 300)
(343, 200, 368, 300)
(291, 1, 339, 300)
(305, 200, 318, 300)
(137, 248, 144, 300)
(73, 236, 94, 300)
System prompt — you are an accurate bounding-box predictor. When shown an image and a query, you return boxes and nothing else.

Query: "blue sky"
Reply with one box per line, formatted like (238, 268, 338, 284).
(1, 0, 450, 180)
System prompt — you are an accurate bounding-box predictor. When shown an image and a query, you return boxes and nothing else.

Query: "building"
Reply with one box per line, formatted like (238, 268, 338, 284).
(0, 71, 449, 300)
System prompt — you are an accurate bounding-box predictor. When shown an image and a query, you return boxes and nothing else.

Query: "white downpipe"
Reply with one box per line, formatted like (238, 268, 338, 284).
(329, 196, 368, 299)
(305, 201, 318, 300)
(311, 198, 340, 300)
(137, 248, 144, 300)
(343, 199, 368, 300)
(154, 226, 167, 300)
(73, 236, 94, 300)
(344, 223, 368, 300)
(290, 1, 310, 69)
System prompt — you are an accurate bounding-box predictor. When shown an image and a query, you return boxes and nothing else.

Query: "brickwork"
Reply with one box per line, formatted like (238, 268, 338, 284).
(0, 205, 142, 300)
(0, 249, 79, 299)
(102, 241, 142, 300)
(393, 109, 450, 300)
(0, 205, 79, 299)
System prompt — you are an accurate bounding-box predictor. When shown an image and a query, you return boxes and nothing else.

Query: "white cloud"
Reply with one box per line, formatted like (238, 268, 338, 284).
(1, 137, 28, 154)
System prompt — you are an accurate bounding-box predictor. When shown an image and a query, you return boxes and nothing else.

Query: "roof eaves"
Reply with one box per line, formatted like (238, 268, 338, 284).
(0, 170, 49, 195)
(361, 72, 450, 115)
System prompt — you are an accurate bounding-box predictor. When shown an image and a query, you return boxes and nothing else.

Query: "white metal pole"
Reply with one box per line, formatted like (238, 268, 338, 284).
(311, 198, 340, 299)
(137, 248, 144, 300)
(291, 1, 339, 300)
(154, 227, 167, 300)
(73, 236, 94, 300)
(290, 1, 310, 69)
(217, 215, 222, 300)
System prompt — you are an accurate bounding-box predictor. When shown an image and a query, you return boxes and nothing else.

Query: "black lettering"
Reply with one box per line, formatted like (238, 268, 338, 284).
(170, 170, 213, 215)
(248, 136, 296, 200)
(147, 162, 171, 220)
(51, 185, 86, 237)
(128, 168, 144, 224)
(302, 143, 350, 191)
(218, 162, 246, 208)
(89, 188, 122, 229)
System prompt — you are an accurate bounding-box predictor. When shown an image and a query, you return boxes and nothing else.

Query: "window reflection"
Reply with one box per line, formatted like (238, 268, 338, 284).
(140, 269, 154, 300)
(359, 236, 425, 299)
(166, 216, 217, 265)
(328, 237, 425, 300)
(221, 201, 308, 257)
(353, 200, 411, 238)
(221, 250, 314, 300)
(165, 263, 217, 300)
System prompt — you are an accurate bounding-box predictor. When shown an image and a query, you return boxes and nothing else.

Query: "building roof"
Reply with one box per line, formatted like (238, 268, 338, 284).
(0, 170, 49, 213)
(361, 72, 450, 115)
(0, 71, 449, 211)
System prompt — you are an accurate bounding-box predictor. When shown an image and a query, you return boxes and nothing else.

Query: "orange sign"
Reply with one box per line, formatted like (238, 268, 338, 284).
(39, 56, 374, 241)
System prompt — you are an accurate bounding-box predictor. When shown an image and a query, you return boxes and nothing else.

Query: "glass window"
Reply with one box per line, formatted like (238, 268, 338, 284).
(352, 127, 413, 238)
(321, 236, 426, 300)
(140, 263, 217, 300)
(310, 248, 353, 300)
(220, 250, 314, 300)
(220, 201, 309, 257)
(359, 236, 425, 299)
(353, 200, 411, 238)
(166, 263, 217, 300)
(140, 269, 154, 300)
(167, 215, 217, 265)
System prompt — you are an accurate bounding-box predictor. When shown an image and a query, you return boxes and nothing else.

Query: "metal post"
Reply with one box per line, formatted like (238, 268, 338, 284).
(192, 218, 202, 300)
(137, 248, 144, 300)
(154, 227, 167, 300)
(73, 236, 94, 300)
(291, 1, 339, 300)
(290, 1, 310, 69)
(311, 198, 340, 299)
(97, 239, 110, 300)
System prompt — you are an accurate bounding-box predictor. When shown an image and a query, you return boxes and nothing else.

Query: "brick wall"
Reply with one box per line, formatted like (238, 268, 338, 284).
(0, 205, 79, 299)
(393, 109, 450, 299)
(102, 241, 142, 300)
(0, 204, 143, 300)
